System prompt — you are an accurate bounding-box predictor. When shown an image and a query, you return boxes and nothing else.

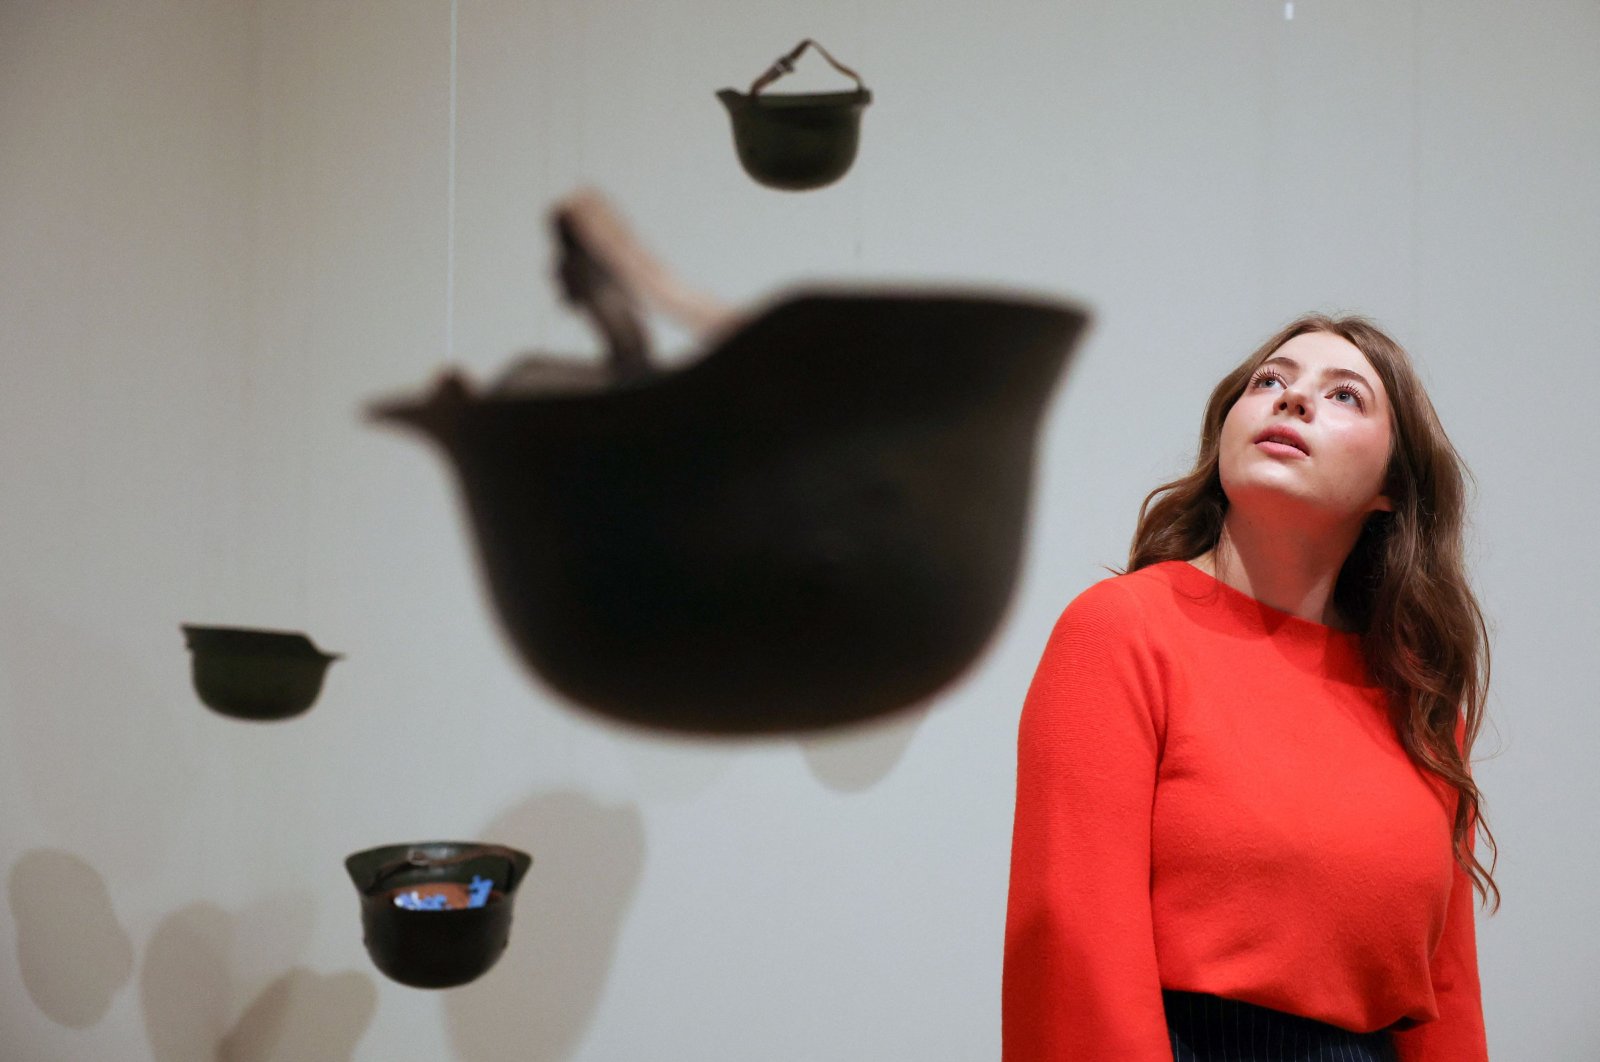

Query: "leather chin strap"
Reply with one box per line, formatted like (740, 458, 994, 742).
(552, 208, 654, 383)
(748, 38, 866, 96)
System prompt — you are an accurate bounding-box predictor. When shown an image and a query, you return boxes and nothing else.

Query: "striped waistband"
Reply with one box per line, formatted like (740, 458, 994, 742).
(1163, 990, 1399, 1062)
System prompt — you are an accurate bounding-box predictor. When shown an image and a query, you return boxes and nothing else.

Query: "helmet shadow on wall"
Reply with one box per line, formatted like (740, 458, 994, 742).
(8, 848, 135, 1029)
(139, 897, 376, 1062)
(216, 967, 378, 1062)
(443, 789, 646, 1062)
(797, 705, 928, 793)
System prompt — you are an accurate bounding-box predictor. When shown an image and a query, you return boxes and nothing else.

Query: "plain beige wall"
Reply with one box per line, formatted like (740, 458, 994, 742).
(3, 0, 1596, 1059)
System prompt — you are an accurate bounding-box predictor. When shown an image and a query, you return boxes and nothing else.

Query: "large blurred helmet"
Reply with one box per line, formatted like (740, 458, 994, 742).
(367, 197, 1091, 735)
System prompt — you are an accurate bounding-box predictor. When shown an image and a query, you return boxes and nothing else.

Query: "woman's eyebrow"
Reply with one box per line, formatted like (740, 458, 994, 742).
(1261, 355, 1375, 394)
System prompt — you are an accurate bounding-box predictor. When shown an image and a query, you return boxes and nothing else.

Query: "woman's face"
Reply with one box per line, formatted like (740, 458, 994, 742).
(1218, 330, 1395, 523)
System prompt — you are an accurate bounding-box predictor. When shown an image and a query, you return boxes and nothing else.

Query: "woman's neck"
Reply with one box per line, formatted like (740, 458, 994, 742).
(1189, 513, 1360, 631)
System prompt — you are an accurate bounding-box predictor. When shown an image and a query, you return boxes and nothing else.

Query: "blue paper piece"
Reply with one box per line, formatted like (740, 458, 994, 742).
(390, 875, 494, 911)
(393, 889, 450, 911)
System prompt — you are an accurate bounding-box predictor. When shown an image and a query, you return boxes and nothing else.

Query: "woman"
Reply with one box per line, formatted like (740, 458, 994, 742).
(1003, 315, 1498, 1061)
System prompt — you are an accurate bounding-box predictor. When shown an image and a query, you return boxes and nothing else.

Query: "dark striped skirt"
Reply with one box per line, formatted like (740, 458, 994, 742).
(1164, 990, 1398, 1062)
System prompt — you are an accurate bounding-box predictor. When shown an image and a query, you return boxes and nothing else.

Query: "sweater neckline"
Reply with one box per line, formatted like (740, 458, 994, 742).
(1148, 560, 1374, 685)
(1146, 558, 1386, 704)
(1172, 560, 1362, 637)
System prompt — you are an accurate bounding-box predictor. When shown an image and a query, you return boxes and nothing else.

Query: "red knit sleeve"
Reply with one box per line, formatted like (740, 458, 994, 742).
(1002, 582, 1172, 1061)
(1392, 717, 1489, 1061)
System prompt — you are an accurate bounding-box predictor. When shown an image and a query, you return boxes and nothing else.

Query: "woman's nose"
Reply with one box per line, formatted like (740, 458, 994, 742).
(1276, 389, 1309, 415)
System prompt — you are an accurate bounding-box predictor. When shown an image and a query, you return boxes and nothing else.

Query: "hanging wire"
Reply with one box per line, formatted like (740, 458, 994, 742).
(447, 0, 458, 361)
(1409, 0, 1421, 335)
(853, 9, 865, 265)
(535, 1, 550, 348)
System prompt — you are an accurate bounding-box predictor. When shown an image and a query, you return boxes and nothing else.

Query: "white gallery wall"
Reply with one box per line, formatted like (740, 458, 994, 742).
(2, 0, 1596, 1059)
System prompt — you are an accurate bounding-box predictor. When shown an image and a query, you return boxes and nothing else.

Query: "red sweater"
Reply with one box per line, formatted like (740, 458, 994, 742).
(1003, 560, 1487, 1061)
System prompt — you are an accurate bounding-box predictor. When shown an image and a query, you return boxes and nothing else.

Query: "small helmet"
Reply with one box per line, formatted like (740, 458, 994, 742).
(717, 39, 872, 191)
(345, 842, 533, 989)
(180, 625, 341, 721)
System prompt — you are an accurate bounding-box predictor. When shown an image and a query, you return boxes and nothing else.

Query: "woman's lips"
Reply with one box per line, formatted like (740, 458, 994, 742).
(1256, 439, 1308, 458)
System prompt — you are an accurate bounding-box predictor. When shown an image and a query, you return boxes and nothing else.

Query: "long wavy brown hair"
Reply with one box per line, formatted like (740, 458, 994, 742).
(1122, 313, 1499, 912)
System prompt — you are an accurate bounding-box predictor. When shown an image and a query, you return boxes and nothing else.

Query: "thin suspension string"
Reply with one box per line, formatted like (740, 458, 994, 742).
(447, 0, 458, 360)
(1409, 0, 1421, 337)
(853, 7, 865, 266)
(535, 2, 550, 349)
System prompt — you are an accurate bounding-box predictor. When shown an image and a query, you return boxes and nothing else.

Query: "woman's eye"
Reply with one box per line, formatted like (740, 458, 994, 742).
(1332, 387, 1365, 408)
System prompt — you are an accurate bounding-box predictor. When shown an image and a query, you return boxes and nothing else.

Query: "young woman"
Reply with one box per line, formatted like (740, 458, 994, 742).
(1003, 315, 1497, 1061)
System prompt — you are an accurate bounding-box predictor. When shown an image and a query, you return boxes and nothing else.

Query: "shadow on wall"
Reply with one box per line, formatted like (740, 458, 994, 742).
(603, 690, 930, 802)
(8, 849, 135, 1028)
(139, 899, 375, 1062)
(443, 790, 646, 1062)
(587, 697, 929, 802)
(216, 968, 377, 1062)
(797, 706, 929, 793)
